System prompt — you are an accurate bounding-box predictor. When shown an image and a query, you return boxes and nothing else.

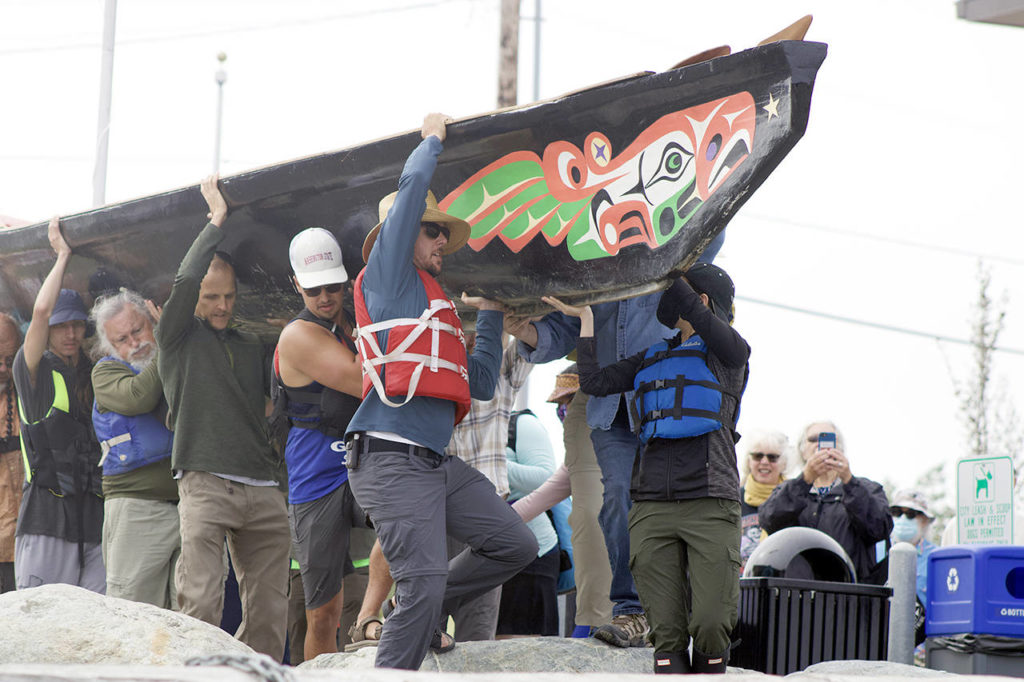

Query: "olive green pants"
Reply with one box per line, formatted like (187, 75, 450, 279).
(628, 498, 740, 654)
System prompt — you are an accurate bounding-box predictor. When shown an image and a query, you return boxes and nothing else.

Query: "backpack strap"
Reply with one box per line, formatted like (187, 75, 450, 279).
(506, 408, 535, 452)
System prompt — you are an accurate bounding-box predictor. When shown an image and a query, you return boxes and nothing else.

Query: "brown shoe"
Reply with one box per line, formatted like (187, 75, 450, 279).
(343, 616, 383, 652)
(593, 613, 650, 648)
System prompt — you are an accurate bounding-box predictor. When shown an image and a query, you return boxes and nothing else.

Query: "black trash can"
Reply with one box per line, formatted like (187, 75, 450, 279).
(733, 528, 891, 674)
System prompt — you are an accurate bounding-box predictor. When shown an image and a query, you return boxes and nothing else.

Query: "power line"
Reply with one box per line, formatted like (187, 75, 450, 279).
(738, 294, 1024, 357)
(0, 0, 482, 56)
(741, 211, 1024, 267)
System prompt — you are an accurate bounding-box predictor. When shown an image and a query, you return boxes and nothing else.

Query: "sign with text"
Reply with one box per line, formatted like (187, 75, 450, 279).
(956, 456, 1014, 544)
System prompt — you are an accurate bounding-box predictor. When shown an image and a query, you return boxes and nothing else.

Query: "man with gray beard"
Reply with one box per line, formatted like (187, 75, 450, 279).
(90, 290, 180, 608)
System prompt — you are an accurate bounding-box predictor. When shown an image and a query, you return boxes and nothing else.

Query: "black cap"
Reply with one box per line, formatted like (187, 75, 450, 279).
(685, 263, 735, 324)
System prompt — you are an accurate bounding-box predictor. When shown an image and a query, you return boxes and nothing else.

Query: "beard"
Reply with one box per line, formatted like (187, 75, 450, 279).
(127, 341, 157, 371)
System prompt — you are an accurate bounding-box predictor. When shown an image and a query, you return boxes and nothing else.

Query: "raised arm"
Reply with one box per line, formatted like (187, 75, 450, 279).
(92, 358, 164, 416)
(155, 176, 228, 352)
(460, 293, 507, 400)
(277, 322, 362, 397)
(363, 114, 450, 297)
(22, 217, 72, 383)
(543, 297, 639, 397)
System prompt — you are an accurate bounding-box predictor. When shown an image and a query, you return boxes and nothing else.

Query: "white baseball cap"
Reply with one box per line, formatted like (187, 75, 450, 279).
(289, 227, 348, 288)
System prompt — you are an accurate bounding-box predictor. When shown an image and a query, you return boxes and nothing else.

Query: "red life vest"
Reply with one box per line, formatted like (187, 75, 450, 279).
(353, 268, 472, 425)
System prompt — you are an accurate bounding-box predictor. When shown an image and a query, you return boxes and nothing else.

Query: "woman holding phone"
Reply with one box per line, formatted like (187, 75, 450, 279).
(758, 421, 893, 584)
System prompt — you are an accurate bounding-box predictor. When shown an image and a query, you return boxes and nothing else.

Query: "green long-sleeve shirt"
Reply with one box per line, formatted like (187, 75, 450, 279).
(92, 357, 178, 501)
(156, 222, 279, 481)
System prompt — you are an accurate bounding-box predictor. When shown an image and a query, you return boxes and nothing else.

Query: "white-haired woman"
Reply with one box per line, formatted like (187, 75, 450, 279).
(759, 420, 893, 584)
(738, 429, 788, 570)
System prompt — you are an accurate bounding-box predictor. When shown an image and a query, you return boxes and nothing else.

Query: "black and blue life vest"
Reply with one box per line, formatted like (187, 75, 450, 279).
(631, 334, 739, 443)
(18, 353, 102, 497)
(271, 308, 361, 440)
(91, 356, 173, 477)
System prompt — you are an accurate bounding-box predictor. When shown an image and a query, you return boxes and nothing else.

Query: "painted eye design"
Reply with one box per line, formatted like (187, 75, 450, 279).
(706, 133, 723, 161)
(645, 142, 692, 190)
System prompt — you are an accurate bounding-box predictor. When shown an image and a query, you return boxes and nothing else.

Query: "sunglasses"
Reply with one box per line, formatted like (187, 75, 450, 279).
(422, 222, 450, 240)
(302, 282, 343, 297)
(890, 506, 922, 520)
(750, 452, 780, 463)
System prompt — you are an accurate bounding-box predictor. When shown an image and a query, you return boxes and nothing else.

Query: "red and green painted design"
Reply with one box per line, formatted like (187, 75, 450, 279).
(439, 92, 756, 261)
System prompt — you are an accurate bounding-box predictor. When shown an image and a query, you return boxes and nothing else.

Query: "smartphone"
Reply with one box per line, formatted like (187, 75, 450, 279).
(817, 432, 837, 450)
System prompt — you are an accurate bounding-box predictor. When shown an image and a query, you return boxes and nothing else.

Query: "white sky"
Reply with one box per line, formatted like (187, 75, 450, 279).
(1, 0, 1022, 494)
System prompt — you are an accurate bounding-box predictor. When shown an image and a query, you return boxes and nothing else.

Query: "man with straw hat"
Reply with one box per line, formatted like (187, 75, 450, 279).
(345, 113, 536, 670)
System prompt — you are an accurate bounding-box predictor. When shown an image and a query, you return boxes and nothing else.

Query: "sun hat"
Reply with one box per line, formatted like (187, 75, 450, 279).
(361, 190, 471, 263)
(290, 227, 349, 288)
(891, 489, 934, 520)
(49, 289, 89, 328)
(547, 363, 581, 403)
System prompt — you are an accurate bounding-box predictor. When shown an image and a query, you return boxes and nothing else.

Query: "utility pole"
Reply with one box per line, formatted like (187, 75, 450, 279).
(213, 52, 227, 175)
(498, 0, 519, 107)
(92, 0, 118, 207)
(532, 0, 541, 101)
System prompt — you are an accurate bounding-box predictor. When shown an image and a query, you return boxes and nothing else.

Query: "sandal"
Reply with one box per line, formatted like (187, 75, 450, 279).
(381, 596, 456, 654)
(431, 629, 456, 654)
(343, 616, 383, 652)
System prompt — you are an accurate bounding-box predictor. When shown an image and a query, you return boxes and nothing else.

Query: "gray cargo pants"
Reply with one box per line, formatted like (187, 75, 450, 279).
(347, 439, 537, 670)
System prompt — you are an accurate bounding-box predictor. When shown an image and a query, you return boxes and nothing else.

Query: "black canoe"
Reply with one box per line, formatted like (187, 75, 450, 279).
(0, 40, 826, 337)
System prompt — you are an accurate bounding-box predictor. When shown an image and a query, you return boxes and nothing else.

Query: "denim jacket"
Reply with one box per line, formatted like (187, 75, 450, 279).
(517, 293, 673, 431)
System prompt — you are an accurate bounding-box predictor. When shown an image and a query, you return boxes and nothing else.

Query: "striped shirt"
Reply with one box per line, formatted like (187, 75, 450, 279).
(445, 340, 532, 498)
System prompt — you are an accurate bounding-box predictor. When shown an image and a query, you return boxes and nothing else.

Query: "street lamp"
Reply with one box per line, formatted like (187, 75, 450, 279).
(213, 52, 227, 174)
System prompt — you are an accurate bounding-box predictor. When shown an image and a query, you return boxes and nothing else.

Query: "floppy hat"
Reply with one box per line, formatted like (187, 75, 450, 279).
(547, 364, 580, 403)
(290, 227, 349, 289)
(49, 288, 94, 337)
(362, 190, 471, 263)
(49, 289, 89, 327)
(891, 489, 934, 519)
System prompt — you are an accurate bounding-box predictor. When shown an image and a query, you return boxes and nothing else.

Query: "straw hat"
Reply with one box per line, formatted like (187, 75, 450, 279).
(547, 364, 581, 403)
(362, 190, 471, 263)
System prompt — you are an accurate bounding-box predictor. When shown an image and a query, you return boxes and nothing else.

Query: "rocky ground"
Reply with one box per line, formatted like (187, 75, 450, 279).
(0, 585, 1013, 681)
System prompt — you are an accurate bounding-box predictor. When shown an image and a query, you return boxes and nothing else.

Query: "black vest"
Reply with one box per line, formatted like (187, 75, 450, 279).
(272, 308, 361, 440)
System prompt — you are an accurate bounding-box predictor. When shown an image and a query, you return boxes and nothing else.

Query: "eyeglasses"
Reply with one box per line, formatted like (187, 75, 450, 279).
(749, 452, 780, 463)
(890, 506, 922, 520)
(302, 282, 343, 297)
(422, 222, 450, 240)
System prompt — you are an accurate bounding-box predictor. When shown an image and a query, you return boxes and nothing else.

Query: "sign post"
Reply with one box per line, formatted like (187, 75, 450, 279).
(956, 456, 1014, 544)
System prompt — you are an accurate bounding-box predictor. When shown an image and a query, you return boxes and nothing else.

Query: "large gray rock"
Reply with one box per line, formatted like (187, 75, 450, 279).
(792, 661, 953, 677)
(302, 637, 717, 673)
(0, 584, 255, 665)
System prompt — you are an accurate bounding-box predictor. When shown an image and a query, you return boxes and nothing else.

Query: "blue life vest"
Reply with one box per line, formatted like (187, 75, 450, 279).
(631, 334, 738, 443)
(91, 357, 173, 477)
(272, 309, 359, 504)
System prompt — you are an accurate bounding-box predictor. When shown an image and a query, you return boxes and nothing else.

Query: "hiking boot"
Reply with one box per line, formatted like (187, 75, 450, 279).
(593, 612, 649, 648)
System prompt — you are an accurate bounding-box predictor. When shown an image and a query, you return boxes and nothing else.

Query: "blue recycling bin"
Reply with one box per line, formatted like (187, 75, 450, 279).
(927, 545, 1024, 637)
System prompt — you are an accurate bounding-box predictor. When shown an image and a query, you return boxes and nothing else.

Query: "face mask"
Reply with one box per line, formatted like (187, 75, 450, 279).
(556, 402, 568, 423)
(891, 515, 919, 543)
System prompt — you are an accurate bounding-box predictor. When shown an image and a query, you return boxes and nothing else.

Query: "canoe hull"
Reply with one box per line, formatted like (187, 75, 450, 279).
(0, 40, 826, 335)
